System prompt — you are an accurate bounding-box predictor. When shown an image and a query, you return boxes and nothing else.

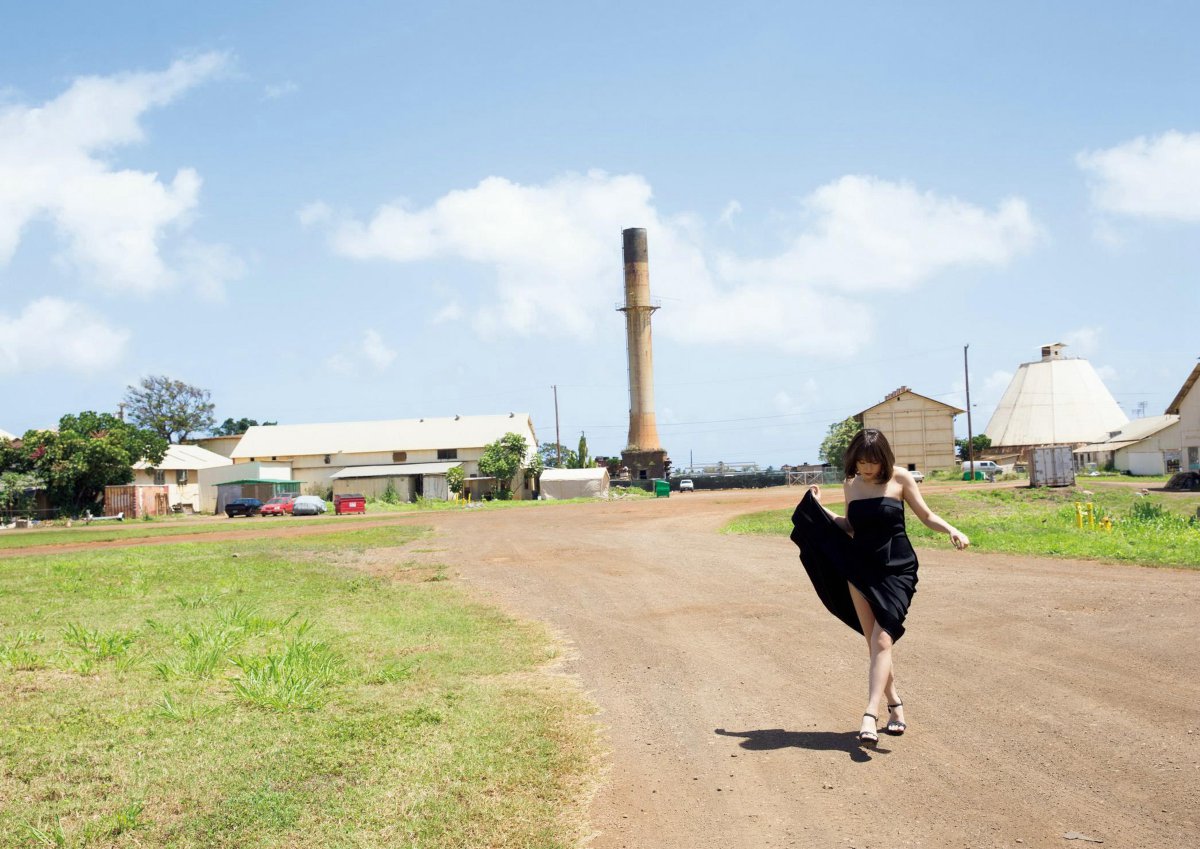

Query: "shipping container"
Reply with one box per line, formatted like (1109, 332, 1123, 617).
(1029, 445, 1076, 487)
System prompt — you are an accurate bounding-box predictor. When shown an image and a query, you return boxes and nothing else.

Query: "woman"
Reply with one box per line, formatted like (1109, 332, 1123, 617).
(790, 428, 969, 747)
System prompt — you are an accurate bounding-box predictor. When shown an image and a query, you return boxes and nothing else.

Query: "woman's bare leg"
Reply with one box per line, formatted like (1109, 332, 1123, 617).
(848, 583, 896, 736)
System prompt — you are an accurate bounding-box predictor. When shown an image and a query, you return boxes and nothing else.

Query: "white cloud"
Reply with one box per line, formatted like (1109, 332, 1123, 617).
(718, 200, 742, 227)
(0, 297, 128, 374)
(1096, 364, 1119, 382)
(325, 329, 396, 373)
(0, 53, 233, 292)
(297, 201, 332, 227)
(716, 175, 1037, 291)
(263, 81, 298, 100)
(431, 300, 463, 324)
(773, 380, 819, 416)
(1078, 131, 1200, 221)
(361, 329, 396, 370)
(1062, 326, 1103, 357)
(176, 240, 245, 302)
(313, 171, 1037, 355)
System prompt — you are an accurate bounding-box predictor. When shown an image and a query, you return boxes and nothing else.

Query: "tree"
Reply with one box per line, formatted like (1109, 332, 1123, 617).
(538, 441, 577, 469)
(21, 412, 168, 514)
(955, 434, 992, 459)
(212, 417, 277, 437)
(572, 432, 590, 469)
(123, 375, 216, 443)
(446, 466, 465, 495)
(818, 416, 863, 472)
(477, 432, 530, 499)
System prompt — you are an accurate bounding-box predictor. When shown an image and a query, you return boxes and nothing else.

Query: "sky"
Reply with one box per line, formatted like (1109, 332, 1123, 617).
(2, 1, 1198, 468)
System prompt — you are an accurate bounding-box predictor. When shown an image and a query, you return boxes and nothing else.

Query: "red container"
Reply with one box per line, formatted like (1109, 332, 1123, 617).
(334, 494, 366, 515)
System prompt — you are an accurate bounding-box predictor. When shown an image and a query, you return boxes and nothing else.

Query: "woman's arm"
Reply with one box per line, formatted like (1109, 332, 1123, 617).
(808, 484, 853, 533)
(896, 468, 970, 549)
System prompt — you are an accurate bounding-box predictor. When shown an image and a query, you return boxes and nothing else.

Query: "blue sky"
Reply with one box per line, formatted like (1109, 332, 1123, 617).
(2, 1, 1198, 467)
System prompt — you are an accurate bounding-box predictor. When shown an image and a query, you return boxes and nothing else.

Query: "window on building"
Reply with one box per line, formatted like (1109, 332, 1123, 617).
(176, 469, 188, 486)
(153, 470, 166, 485)
(393, 451, 407, 463)
(437, 448, 458, 460)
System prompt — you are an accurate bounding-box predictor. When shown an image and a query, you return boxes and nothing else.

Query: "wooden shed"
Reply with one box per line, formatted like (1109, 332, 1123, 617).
(855, 386, 964, 472)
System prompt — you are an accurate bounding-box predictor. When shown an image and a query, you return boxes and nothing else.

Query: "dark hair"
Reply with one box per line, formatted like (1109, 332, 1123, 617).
(843, 428, 895, 483)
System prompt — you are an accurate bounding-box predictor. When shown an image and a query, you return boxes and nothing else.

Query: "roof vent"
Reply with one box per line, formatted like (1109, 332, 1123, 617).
(454, 414, 460, 420)
(508, 412, 514, 417)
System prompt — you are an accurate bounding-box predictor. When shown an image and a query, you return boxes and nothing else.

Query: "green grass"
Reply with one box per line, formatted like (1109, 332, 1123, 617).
(0, 491, 648, 551)
(0, 526, 599, 847)
(723, 485, 1200, 568)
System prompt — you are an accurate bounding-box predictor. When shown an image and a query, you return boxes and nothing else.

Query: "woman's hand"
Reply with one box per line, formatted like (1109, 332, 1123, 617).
(808, 484, 821, 501)
(950, 528, 970, 550)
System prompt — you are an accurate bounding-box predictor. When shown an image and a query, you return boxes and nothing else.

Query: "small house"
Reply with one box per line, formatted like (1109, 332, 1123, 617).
(855, 387, 964, 472)
(133, 444, 232, 512)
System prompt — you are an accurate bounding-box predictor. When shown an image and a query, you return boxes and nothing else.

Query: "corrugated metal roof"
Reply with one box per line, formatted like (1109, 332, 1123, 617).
(540, 468, 610, 481)
(1074, 440, 1138, 454)
(984, 357, 1128, 447)
(1166, 363, 1200, 415)
(1070, 415, 1178, 453)
(330, 462, 463, 479)
(135, 443, 234, 471)
(231, 414, 536, 459)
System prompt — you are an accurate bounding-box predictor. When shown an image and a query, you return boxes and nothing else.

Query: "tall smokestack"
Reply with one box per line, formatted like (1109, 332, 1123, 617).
(619, 228, 662, 452)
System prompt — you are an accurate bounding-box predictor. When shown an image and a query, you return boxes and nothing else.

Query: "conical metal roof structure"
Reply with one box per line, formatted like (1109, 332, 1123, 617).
(985, 343, 1128, 448)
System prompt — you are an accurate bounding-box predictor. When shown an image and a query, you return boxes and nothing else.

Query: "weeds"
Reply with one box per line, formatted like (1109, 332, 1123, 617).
(0, 631, 45, 670)
(62, 623, 136, 660)
(229, 635, 343, 711)
(24, 820, 66, 848)
(154, 692, 221, 722)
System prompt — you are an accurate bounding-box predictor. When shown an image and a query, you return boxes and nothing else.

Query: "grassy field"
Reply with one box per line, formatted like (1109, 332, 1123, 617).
(0, 490, 652, 551)
(723, 485, 1200, 569)
(0, 527, 599, 847)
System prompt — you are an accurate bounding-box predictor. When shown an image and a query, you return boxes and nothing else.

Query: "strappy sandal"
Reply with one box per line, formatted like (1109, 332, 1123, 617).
(885, 701, 907, 736)
(857, 713, 879, 747)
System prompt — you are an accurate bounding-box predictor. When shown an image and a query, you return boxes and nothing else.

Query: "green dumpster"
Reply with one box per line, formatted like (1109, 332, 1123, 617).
(961, 470, 985, 481)
(654, 479, 670, 497)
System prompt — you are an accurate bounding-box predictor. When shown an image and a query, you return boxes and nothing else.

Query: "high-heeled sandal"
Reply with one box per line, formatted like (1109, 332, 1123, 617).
(857, 713, 879, 747)
(885, 702, 906, 735)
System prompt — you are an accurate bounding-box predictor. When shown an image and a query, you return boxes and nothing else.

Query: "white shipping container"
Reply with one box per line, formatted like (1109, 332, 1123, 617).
(1030, 445, 1076, 487)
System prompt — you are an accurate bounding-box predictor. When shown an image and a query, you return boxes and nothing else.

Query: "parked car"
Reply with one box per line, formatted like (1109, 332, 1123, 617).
(961, 459, 1002, 478)
(291, 495, 328, 516)
(225, 497, 263, 518)
(260, 494, 298, 516)
(679, 479, 694, 492)
(910, 470, 925, 483)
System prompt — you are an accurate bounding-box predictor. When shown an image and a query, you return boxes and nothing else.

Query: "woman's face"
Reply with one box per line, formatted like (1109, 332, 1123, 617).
(856, 458, 882, 481)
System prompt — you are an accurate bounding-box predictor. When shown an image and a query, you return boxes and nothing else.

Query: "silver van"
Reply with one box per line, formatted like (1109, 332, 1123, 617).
(961, 459, 1002, 477)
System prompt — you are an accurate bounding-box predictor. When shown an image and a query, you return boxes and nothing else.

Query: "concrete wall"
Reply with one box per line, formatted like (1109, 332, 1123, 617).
(1111, 422, 1181, 475)
(1181, 384, 1200, 472)
(132, 468, 202, 512)
(861, 395, 958, 471)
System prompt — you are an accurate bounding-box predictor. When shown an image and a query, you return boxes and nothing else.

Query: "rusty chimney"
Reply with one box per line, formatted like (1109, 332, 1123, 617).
(619, 228, 663, 455)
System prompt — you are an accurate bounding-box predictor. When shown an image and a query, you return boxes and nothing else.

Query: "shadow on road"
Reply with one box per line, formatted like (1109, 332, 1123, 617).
(714, 727, 889, 761)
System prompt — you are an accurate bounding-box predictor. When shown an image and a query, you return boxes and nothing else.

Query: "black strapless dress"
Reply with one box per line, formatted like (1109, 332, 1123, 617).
(789, 491, 919, 641)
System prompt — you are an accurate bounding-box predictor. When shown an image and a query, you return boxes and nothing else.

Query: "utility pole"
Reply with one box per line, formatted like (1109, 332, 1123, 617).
(552, 385, 561, 468)
(964, 345, 975, 480)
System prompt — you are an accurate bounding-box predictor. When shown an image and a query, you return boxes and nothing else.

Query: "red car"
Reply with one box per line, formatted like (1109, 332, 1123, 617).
(260, 494, 298, 516)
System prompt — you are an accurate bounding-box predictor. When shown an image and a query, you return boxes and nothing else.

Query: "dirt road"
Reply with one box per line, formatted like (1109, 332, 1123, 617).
(8, 486, 1195, 846)
(414, 488, 1198, 849)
